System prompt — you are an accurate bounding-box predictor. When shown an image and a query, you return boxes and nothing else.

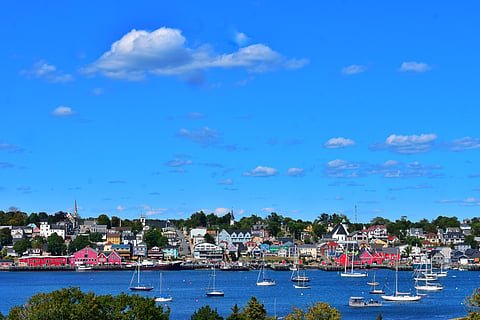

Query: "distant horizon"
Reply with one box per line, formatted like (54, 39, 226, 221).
(2, 2, 480, 223)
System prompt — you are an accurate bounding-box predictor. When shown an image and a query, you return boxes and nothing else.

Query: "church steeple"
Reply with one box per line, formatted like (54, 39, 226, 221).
(230, 208, 235, 226)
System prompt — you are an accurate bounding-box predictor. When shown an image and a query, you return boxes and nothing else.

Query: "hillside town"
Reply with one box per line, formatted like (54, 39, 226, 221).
(0, 204, 479, 271)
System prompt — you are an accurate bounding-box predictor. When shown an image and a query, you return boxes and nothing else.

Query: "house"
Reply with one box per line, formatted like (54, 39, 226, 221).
(387, 235, 400, 246)
(461, 223, 472, 236)
(216, 229, 252, 248)
(445, 232, 465, 245)
(430, 251, 446, 265)
(408, 228, 424, 238)
(162, 230, 178, 246)
(111, 244, 131, 259)
(106, 231, 121, 244)
(193, 242, 223, 261)
(70, 247, 98, 266)
(318, 241, 341, 259)
(162, 245, 179, 259)
(97, 251, 122, 265)
(18, 255, 69, 267)
(190, 227, 207, 246)
(324, 223, 349, 243)
(298, 244, 317, 259)
(363, 225, 388, 240)
(347, 230, 368, 243)
(425, 233, 440, 244)
(133, 242, 147, 257)
(39, 221, 66, 239)
(251, 222, 269, 238)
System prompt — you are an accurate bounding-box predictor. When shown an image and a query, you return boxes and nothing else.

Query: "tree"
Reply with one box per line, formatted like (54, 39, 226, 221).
(89, 232, 103, 242)
(31, 236, 45, 249)
(111, 216, 121, 228)
(204, 233, 216, 244)
(0, 228, 12, 246)
(463, 287, 480, 319)
(242, 296, 267, 320)
(465, 235, 479, 249)
(285, 302, 341, 320)
(47, 233, 66, 255)
(144, 228, 168, 249)
(190, 305, 223, 320)
(13, 239, 31, 255)
(190, 211, 207, 228)
(97, 214, 111, 228)
(226, 304, 244, 320)
(7, 286, 170, 320)
(68, 235, 92, 253)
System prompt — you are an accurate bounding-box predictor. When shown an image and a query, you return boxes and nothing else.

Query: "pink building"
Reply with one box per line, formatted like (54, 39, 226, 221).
(70, 247, 98, 266)
(98, 251, 122, 265)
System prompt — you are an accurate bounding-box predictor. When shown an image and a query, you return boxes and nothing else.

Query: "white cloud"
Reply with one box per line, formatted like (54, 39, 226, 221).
(398, 61, 431, 73)
(82, 27, 308, 82)
(243, 166, 278, 177)
(371, 134, 437, 154)
(51, 106, 76, 117)
(215, 207, 229, 215)
(341, 65, 367, 75)
(116, 205, 127, 211)
(324, 137, 356, 149)
(91, 88, 104, 95)
(447, 137, 480, 151)
(262, 207, 275, 212)
(234, 32, 251, 46)
(382, 160, 401, 168)
(165, 159, 193, 167)
(286, 168, 305, 177)
(21, 60, 74, 83)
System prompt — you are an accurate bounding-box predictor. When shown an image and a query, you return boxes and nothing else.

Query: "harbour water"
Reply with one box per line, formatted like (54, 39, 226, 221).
(0, 269, 478, 319)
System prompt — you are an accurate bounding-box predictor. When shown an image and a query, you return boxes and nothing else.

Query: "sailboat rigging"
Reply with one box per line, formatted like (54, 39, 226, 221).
(155, 272, 173, 302)
(129, 262, 154, 291)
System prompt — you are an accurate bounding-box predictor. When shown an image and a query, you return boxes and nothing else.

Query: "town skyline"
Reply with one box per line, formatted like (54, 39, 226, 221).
(2, 2, 480, 222)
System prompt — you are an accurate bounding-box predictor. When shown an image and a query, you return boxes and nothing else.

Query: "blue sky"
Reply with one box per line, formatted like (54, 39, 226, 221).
(2, 1, 480, 223)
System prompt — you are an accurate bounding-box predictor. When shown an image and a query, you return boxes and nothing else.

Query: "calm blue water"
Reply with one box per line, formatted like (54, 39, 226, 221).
(0, 269, 478, 319)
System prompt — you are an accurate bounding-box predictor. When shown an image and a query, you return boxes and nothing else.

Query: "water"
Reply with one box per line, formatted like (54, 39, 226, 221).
(0, 269, 479, 319)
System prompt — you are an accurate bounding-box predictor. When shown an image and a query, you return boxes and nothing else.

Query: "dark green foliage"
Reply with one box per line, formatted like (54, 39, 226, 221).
(13, 239, 31, 255)
(97, 214, 111, 228)
(68, 235, 92, 253)
(143, 228, 168, 249)
(6, 287, 169, 320)
(89, 232, 103, 242)
(46, 233, 66, 255)
(190, 305, 223, 320)
(226, 304, 244, 320)
(242, 296, 267, 320)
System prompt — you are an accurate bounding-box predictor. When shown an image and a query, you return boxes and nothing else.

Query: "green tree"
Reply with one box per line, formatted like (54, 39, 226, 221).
(0, 229, 12, 246)
(465, 235, 479, 249)
(285, 302, 341, 320)
(111, 216, 121, 228)
(7, 286, 169, 320)
(226, 304, 244, 320)
(462, 287, 480, 319)
(68, 235, 92, 253)
(47, 233, 66, 255)
(190, 211, 208, 228)
(97, 214, 111, 228)
(144, 228, 168, 249)
(242, 296, 267, 320)
(13, 239, 31, 255)
(89, 232, 104, 242)
(205, 233, 216, 244)
(190, 305, 223, 320)
(31, 236, 45, 249)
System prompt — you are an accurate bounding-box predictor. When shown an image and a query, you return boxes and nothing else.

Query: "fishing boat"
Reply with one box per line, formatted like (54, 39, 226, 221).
(349, 296, 382, 307)
(206, 265, 224, 297)
(381, 252, 422, 302)
(129, 263, 154, 291)
(256, 259, 275, 286)
(340, 243, 367, 278)
(155, 272, 173, 302)
(75, 263, 93, 272)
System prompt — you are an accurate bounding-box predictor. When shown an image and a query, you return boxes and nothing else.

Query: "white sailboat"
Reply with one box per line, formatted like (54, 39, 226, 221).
(368, 272, 385, 294)
(129, 263, 154, 291)
(381, 252, 422, 302)
(206, 265, 224, 297)
(257, 258, 276, 286)
(340, 243, 367, 278)
(155, 272, 173, 302)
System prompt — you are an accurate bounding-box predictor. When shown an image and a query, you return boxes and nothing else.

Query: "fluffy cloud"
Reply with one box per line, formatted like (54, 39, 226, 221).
(183, 112, 206, 119)
(324, 137, 356, 149)
(215, 207, 230, 215)
(234, 32, 251, 46)
(398, 62, 431, 73)
(446, 137, 480, 151)
(21, 60, 74, 83)
(341, 65, 367, 75)
(371, 134, 437, 154)
(177, 127, 221, 145)
(243, 166, 278, 177)
(325, 159, 361, 178)
(286, 168, 305, 177)
(0, 141, 23, 153)
(82, 27, 308, 81)
(51, 106, 76, 117)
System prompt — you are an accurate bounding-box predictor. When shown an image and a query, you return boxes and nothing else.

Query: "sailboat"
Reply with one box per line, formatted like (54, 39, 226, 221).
(368, 272, 385, 294)
(340, 243, 367, 278)
(381, 251, 422, 302)
(206, 265, 224, 297)
(155, 272, 173, 302)
(290, 257, 310, 283)
(129, 262, 154, 291)
(414, 262, 444, 292)
(256, 258, 276, 286)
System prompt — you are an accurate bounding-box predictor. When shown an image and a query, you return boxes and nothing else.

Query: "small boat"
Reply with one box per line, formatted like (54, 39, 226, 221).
(368, 272, 385, 294)
(206, 266, 224, 297)
(129, 263, 154, 291)
(349, 296, 382, 307)
(155, 272, 173, 302)
(257, 258, 276, 286)
(415, 280, 444, 292)
(75, 264, 93, 272)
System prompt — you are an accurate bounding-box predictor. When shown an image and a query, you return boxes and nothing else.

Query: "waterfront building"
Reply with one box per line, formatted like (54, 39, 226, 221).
(19, 255, 69, 267)
(106, 231, 121, 244)
(216, 229, 252, 248)
(70, 247, 98, 266)
(162, 245, 179, 259)
(97, 251, 121, 265)
(193, 242, 223, 261)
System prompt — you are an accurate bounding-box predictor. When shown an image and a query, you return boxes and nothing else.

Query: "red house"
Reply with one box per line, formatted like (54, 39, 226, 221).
(70, 246, 98, 266)
(18, 256, 68, 267)
(98, 251, 122, 265)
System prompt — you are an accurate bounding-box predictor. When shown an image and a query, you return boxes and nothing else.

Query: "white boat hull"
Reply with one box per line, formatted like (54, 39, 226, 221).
(257, 280, 276, 286)
(341, 272, 367, 278)
(381, 294, 422, 301)
(206, 290, 224, 297)
(155, 296, 173, 302)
